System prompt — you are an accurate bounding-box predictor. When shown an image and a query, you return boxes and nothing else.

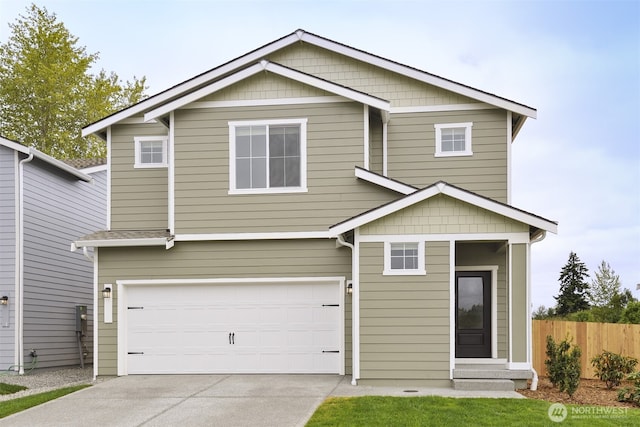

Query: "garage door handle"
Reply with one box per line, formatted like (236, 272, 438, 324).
(229, 332, 235, 345)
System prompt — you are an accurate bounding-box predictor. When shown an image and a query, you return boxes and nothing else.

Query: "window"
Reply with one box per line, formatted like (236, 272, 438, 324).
(434, 122, 473, 157)
(384, 241, 426, 275)
(134, 136, 168, 168)
(229, 119, 307, 194)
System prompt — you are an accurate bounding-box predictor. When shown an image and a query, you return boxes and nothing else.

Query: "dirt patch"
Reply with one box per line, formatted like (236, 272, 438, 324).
(519, 377, 637, 408)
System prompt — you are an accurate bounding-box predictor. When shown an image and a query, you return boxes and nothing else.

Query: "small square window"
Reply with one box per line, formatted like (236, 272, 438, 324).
(384, 241, 426, 275)
(134, 136, 168, 168)
(434, 123, 473, 157)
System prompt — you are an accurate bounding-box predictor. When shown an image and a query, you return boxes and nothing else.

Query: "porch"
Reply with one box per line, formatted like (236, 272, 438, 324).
(452, 361, 533, 391)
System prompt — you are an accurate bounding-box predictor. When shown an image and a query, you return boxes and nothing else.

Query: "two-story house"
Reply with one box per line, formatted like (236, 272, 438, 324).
(73, 30, 557, 390)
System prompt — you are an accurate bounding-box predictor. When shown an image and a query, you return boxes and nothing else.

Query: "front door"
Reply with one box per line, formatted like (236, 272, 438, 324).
(455, 271, 491, 358)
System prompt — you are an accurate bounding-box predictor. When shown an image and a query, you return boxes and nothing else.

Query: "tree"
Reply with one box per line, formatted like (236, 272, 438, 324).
(0, 4, 146, 158)
(589, 261, 622, 307)
(532, 305, 556, 320)
(621, 301, 640, 324)
(554, 252, 590, 316)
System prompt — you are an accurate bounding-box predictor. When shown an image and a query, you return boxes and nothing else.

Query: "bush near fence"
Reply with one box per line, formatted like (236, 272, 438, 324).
(533, 320, 640, 379)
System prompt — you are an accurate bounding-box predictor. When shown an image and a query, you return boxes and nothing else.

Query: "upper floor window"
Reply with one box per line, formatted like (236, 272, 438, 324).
(434, 122, 473, 157)
(134, 136, 168, 168)
(229, 118, 307, 194)
(383, 241, 426, 275)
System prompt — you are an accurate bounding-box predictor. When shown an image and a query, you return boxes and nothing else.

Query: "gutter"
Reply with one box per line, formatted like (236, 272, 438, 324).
(16, 152, 34, 374)
(336, 233, 358, 386)
(528, 229, 547, 390)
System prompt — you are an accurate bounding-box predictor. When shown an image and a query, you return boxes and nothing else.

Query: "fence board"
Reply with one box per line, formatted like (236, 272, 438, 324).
(533, 320, 640, 379)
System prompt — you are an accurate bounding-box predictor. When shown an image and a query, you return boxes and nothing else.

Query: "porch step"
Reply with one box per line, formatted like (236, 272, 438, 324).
(453, 369, 532, 380)
(452, 379, 515, 391)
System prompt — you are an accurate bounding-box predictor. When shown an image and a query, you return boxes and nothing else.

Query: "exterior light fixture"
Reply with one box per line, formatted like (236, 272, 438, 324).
(346, 282, 353, 296)
(103, 285, 113, 324)
(102, 286, 112, 299)
(0, 296, 8, 305)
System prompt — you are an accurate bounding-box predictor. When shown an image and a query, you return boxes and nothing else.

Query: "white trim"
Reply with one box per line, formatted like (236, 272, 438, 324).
(526, 242, 532, 366)
(120, 117, 157, 124)
(330, 182, 558, 236)
(352, 229, 361, 383)
(363, 105, 369, 170)
(116, 276, 346, 376)
(228, 118, 308, 194)
(354, 167, 416, 195)
(382, 121, 388, 176)
(185, 96, 350, 109)
(508, 244, 513, 365)
(73, 238, 170, 248)
(391, 103, 495, 114)
(456, 265, 499, 359)
(144, 61, 390, 123)
(434, 122, 473, 157)
(106, 127, 112, 230)
(177, 231, 332, 241)
(17, 152, 34, 374)
(358, 232, 531, 244)
(507, 362, 531, 370)
(133, 136, 168, 168)
(383, 241, 426, 275)
(1, 136, 29, 154)
(507, 111, 512, 204)
(449, 240, 455, 379)
(168, 112, 175, 233)
(78, 164, 107, 175)
(13, 150, 20, 371)
(93, 250, 99, 380)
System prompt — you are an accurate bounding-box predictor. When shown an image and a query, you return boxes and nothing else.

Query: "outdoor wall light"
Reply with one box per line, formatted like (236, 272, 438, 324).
(346, 282, 353, 296)
(0, 296, 8, 327)
(102, 286, 112, 299)
(0, 296, 8, 305)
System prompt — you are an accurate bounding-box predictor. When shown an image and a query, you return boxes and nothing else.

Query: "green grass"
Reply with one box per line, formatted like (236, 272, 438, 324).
(306, 396, 640, 426)
(0, 382, 28, 395)
(0, 385, 90, 419)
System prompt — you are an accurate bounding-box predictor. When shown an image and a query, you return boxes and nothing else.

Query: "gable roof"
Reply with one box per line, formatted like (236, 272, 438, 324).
(83, 29, 536, 138)
(354, 166, 417, 195)
(329, 181, 558, 236)
(0, 136, 93, 182)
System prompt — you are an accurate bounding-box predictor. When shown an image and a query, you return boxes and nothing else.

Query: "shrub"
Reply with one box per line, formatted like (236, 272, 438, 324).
(545, 335, 582, 397)
(591, 350, 638, 389)
(618, 372, 640, 406)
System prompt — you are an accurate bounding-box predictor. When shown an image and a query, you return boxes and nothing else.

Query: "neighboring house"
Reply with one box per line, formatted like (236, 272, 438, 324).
(0, 136, 106, 372)
(73, 30, 557, 390)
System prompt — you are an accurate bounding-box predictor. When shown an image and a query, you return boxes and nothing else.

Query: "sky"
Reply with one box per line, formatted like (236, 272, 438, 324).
(1, 0, 638, 310)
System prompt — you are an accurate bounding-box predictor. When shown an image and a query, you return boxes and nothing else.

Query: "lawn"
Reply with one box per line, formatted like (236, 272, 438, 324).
(0, 382, 27, 395)
(306, 396, 640, 426)
(0, 385, 90, 419)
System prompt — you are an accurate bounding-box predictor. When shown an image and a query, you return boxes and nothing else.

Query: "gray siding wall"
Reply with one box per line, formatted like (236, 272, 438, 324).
(110, 122, 168, 230)
(22, 161, 106, 368)
(359, 241, 451, 385)
(387, 109, 508, 202)
(97, 240, 352, 376)
(0, 146, 16, 368)
(174, 102, 399, 233)
(511, 243, 527, 363)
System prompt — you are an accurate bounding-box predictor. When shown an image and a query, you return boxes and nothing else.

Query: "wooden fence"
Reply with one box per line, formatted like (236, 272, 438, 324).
(532, 320, 640, 379)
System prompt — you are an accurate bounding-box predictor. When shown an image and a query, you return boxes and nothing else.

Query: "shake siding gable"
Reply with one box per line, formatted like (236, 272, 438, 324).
(267, 43, 477, 107)
(0, 146, 16, 367)
(174, 102, 399, 233)
(97, 240, 353, 376)
(359, 241, 450, 383)
(359, 194, 529, 236)
(387, 109, 508, 201)
(110, 122, 168, 230)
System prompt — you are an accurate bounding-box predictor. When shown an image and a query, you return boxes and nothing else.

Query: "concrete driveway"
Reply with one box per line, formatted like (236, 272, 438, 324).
(1, 374, 343, 427)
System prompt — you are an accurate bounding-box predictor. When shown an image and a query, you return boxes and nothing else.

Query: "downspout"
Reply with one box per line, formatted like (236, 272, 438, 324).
(17, 152, 34, 374)
(528, 229, 547, 390)
(336, 233, 357, 385)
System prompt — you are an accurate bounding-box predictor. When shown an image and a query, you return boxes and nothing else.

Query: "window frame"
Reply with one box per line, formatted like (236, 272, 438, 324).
(434, 122, 473, 157)
(228, 118, 308, 194)
(383, 241, 426, 276)
(134, 136, 168, 168)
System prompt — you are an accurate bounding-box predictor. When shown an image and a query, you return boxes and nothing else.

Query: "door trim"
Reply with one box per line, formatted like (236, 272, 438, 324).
(455, 266, 498, 359)
(115, 276, 345, 376)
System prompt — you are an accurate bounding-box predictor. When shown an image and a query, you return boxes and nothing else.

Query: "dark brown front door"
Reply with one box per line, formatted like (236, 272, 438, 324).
(455, 271, 491, 358)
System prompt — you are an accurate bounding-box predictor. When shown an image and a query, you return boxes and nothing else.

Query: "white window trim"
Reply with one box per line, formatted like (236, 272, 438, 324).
(434, 122, 473, 157)
(134, 136, 168, 168)
(383, 241, 426, 275)
(228, 118, 308, 194)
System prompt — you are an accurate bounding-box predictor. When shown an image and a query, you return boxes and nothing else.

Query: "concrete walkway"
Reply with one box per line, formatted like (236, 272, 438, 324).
(0, 375, 524, 427)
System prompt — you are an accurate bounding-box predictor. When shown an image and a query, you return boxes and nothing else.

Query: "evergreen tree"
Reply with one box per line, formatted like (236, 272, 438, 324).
(589, 261, 622, 307)
(554, 252, 590, 316)
(0, 4, 146, 158)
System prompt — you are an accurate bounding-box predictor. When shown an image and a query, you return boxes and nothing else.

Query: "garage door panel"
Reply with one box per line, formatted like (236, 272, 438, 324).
(125, 281, 341, 374)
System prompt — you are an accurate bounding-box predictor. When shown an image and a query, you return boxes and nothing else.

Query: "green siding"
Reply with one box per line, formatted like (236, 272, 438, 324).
(96, 240, 352, 376)
(110, 121, 168, 230)
(387, 110, 509, 202)
(202, 72, 332, 101)
(174, 102, 399, 233)
(359, 241, 450, 383)
(511, 243, 528, 363)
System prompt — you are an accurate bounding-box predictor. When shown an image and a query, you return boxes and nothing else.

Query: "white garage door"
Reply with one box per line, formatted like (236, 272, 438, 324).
(124, 280, 342, 374)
